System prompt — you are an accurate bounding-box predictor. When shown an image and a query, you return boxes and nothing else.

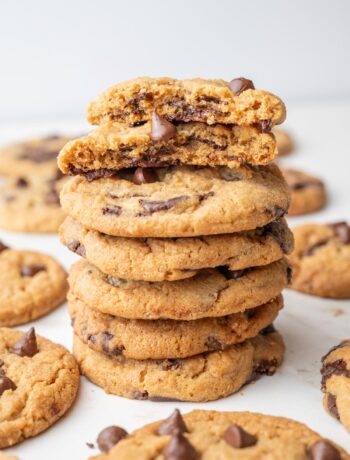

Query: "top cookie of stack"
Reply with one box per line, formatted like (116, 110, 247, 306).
(58, 77, 285, 176)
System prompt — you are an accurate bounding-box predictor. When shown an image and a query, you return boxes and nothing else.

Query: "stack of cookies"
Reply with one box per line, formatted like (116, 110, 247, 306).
(58, 77, 293, 402)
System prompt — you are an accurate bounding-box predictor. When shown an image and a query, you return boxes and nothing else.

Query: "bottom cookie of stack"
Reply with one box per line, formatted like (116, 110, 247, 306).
(73, 328, 284, 402)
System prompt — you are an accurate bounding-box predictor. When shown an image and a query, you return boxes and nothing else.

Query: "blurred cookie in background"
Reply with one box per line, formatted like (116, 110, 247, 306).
(273, 128, 294, 156)
(288, 222, 350, 298)
(282, 168, 327, 216)
(0, 172, 69, 233)
(0, 134, 73, 178)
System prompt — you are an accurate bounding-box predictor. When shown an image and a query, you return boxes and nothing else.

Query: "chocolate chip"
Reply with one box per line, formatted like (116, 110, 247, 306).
(97, 426, 128, 452)
(106, 275, 127, 288)
(150, 112, 177, 142)
(260, 119, 272, 132)
(287, 265, 293, 284)
(198, 191, 214, 202)
(68, 166, 117, 181)
(133, 167, 158, 185)
(139, 196, 188, 214)
(20, 264, 46, 277)
(328, 221, 350, 244)
(67, 240, 86, 257)
(101, 205, 122, 216)
(321, 359, 350, 389)
(250, 358, 278, 381)
(10, 327, 38, 357)
(218, 266, 246, 280)
(133, 390, 149, 400)
(163, 432, 198, 460)
(309, 440, 341, 460)
(327, 393, 340, 420)
(159, 359, 182, 371)
(260, 324, 276, 336)
(0, 375, 16, 395)
(86, 442, 94, 449)
(274, 207, 286, 219)
(261, 221, 291, 253)
(205, 336, 224, 351)
(16, 177, 28, 188)
(303, 239, 329, 257)
(228, 78, 255, 96)
(0, 241, 9, 253)
(45, 187, 60, 205)
(158, 409, 188, 436)
(223, 424, 257, 448)
(220, 169, 244, 181)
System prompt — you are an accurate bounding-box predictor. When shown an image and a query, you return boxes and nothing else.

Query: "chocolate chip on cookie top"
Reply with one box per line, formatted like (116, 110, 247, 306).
(97, 426, 128, 452)
(228, 77, 255, 96)
(157, 409, 188, 436)
(309, 440, 342, 460)
(162, 431, 198, 460)
(223, 424, 257, 448)
(10, 328, 38, 357)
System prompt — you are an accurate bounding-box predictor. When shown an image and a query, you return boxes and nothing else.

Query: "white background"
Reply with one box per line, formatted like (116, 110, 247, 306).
(0, 0, 350, 121)
(1, 1, 350, 458)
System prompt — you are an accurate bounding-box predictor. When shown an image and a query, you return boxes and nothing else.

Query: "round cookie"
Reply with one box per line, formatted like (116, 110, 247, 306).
(282, 168, 326, 216)
(69, 258, 290, 320)
(288, 222, 350, 298)
(0, 134, 71, 178)
(0, 327, 79, 448)
(91, 409, 348, 460)
(273, 128, 294, 156)
(74, 329, 285, 402)
(0, 243, 68, 326)
(321, 340, 350, 432)
(60, 164, 290, 238)
(60, 217, 294, 281)
(0, 174, 68, 233)
(69, 293, 283, 360)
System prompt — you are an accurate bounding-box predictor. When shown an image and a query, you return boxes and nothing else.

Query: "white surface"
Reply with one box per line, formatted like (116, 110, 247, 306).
(1, 0, 350, 121)
(0, 101, 350, 458)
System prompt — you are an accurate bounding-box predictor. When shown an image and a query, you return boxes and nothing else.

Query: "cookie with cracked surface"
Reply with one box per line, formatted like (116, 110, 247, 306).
(273, 128, 294, 156)
(0, 173, 69, 233)
(69, 258, 289, 320)
(0, 243, 68, 326)
(87, 76, 286, 127)
(282, 168, 326, 216)
(90, 409, 348, 460)
(321, 340, 350, 432)
(74, 329, 284, 402)
(0, 134, 72, 178)
(0, 327, 79, 448)
(60, 164, 290, 238)
(288, 222, 350, 298)
(58, 122, 278, 176)
(60, 217, 294, 281)
(69, 293, 283, 360)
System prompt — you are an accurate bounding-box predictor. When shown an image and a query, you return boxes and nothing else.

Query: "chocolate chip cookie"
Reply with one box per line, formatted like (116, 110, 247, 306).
(69, 293, 283, 360)
(74, 329, 284, 402)
(0, 173, 68, 233)
(58, 122, 278, 176)
(288, 222, 350, 298)
(321, 340, 350, 432)
(0, 243, 68, 325)
(60, 217, 293, 281)
(90, 409, 348, 459)
(87, 77, 286, 127)
(0, 134, 71, 178)
(273, 128, 294, 156)
(60, 164, 290, 238)
(69, 258, 289, 320)
(282, 168, 326, 216)
(0, 327, 79, 447)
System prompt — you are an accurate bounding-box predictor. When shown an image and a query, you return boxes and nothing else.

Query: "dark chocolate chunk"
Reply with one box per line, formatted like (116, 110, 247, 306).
(303, 239, 329, 257)
(139, 196, 188, 214)
(0, 241, 9, 253)
(198, 191, 214, 202)
(101, 205, 122, 216)
(163, 432, 198, 460)
(67, 240, 86, 257)
(250, 358, 278, 381)
(321, 359, 350, 389)
(20, 264, 46, 277)
(327, 393, 340, 420)
(228, 78, 255, 96)
(133, 167, 158, 184)
(67, 165, 118, 181)
(274, 207, 286, 219)
(159, 359, 182, 371)
(106, 275, 127, 288)
(0, 375, 17, 395)
(97, 426, 128, 452)
(133, 390, 149, 400)
(287, 265, 293, 284)
(16, 177, 28, 188)
(205, 336, 224, 351)
(150, 112, 177, 142)
(10, 327, 38, 357)
(158, 409, 188, 436)
(220, 169, 244, 182)
(309, 440, 341, 460)
(260, 324, 276, 336)
(223, 424, 257, 448)
(328, 221, 350, 244)
(260, 119, 272, 132)
(218, 266, 246, 280)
